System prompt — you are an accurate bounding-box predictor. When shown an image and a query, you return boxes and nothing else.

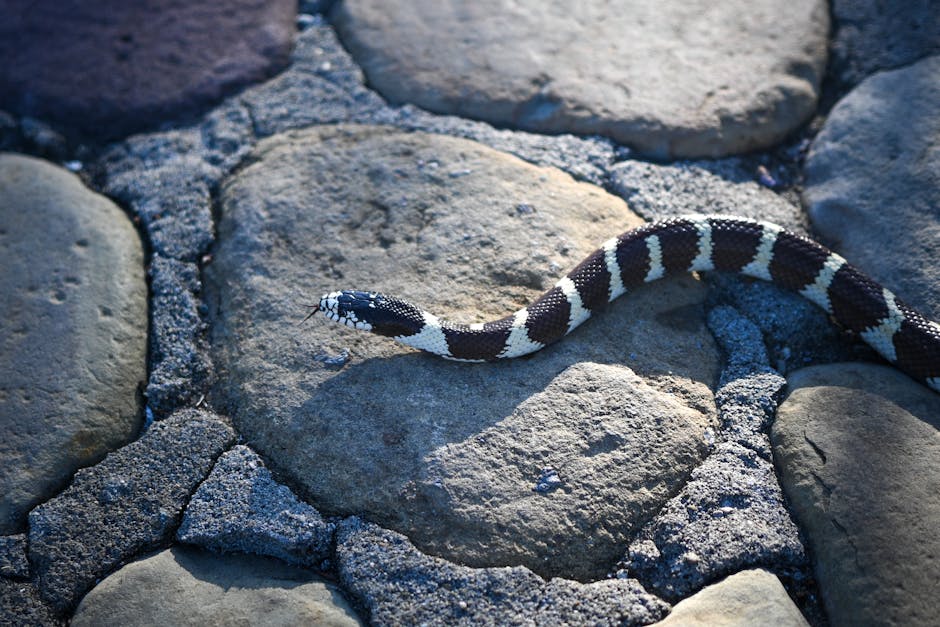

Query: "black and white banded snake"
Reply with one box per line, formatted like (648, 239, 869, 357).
(313, 215, 940, 394)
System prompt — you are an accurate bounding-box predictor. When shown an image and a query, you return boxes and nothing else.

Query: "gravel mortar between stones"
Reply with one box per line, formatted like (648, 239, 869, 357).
(28, 409, 235, 614)
(336, 517, 670, 626)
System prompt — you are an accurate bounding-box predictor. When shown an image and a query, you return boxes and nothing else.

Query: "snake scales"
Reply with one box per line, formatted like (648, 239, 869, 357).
(314, 215, 940, 393)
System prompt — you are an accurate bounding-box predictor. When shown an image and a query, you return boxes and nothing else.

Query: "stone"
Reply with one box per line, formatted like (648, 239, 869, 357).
(622, 441, 805, 601)
(830, 1, 940, 86)
(0, 153, 147, 534)
(771, 363, 940, 626)
(0, 0, 297, 140)
(331, 0, 828, 158)
(28, 409, 235, 613)
(177, 445, 334, 568)
(0, 535, 28, 580)
(0, 579, 58, 627)
(206, 125, 719, 579)
(336, 518, 669, 626)
(804, 55, 940, 322)
(652, 569, 808, 626)
(408, 362, 714, 581)
(71, 547, 361, 627)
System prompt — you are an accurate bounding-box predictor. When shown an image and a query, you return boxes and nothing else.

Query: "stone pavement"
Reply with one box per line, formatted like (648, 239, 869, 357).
(1, 1, 938, 625)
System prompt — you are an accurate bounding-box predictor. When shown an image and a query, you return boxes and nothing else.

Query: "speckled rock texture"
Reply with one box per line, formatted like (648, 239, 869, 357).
(624, 441, 806, 601)
(608, 158, 806, 232)
(177, 445, 334, 568)
(772, 364, 940, 626)
(29, 409, 235, 613)
(0, 0, 298, 140)
(336, 517, 669, 626)
(71, 547, 362, 626)
(332, 0, 828, 158)
(0, 535, 28, 580)
(0, 153, 146, 534)
(206, 124, 718, 580)
(0, 579, 59, 627)
(805, 55, 940, 322)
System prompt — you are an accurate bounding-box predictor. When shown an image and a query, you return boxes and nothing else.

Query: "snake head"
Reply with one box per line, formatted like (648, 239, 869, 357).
(316, 290, 427, 338)
(317, 290, 380, 331)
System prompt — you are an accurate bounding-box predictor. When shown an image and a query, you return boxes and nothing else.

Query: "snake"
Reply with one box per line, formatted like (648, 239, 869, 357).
(314, 215, 940, 394)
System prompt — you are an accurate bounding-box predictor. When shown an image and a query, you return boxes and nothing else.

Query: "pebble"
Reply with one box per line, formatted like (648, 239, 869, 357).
(332, 0, 828, 158)
(652, 569, 808, 626)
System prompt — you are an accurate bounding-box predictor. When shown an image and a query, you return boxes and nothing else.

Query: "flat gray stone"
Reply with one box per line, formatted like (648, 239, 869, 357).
(28, 409, 235, 613)
(0, 153, 146, 534)
(336, 517, 669, 626)
(71, 547, 361, 627)
(177, 445, 334, 568)
(830, 1, 940, 86)
(409, 362, 714, 581)
(206, 125, 718, 579)
(0, 0, 297, 139)
(804, 55, 940, 322)
(332, 0, 828, 158)
(771, 363, 940, 626)
(653, 569, 808, 626)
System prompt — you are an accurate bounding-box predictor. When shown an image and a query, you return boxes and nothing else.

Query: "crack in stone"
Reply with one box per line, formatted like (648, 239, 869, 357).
(803, 431, 827, 464)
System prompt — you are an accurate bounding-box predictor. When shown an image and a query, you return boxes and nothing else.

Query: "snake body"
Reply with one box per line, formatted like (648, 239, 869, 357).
(316, 215, 940, 393)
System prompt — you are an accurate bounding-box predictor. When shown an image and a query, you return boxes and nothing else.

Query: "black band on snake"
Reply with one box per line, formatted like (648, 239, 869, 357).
(315, 215, 940, 394)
